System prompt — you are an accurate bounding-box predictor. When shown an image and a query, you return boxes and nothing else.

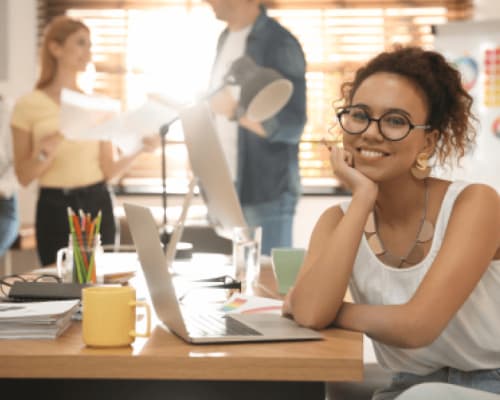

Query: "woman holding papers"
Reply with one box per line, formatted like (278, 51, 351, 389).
(285, 46, 500, 399)
(10, 16, 159, 266)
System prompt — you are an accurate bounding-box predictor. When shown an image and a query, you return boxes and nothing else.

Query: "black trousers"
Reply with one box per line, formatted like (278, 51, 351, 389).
(36, 181, 116, 266)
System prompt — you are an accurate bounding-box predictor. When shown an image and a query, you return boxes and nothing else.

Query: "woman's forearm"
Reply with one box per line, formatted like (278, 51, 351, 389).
(15, 155, 51, 186)
(290, 194, 374, 329)
(335, 302, 434, 348)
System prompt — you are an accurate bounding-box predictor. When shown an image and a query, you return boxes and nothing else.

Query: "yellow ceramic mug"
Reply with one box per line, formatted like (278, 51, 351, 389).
(82, 286, 151, 347)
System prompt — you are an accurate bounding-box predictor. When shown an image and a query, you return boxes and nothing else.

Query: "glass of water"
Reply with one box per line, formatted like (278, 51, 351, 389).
(232, 226, 262, 294)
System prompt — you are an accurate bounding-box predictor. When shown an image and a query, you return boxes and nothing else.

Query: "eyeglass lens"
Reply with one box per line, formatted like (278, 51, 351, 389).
(338, 106, 412, 140)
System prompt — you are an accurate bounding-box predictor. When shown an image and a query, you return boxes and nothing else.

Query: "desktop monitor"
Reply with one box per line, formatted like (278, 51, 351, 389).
(179, 102, 247, 239)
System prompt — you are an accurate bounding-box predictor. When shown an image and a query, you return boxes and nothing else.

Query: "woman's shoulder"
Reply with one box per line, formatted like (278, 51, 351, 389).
(441, 179, 500, 224)
(12, 90, 44, 114)
(317, 203, 346, 227)
(11, 90, 52, 130)
(431, 178, 498, 202)
(452, 180, 499, 204)
(13, 90, 48, 108)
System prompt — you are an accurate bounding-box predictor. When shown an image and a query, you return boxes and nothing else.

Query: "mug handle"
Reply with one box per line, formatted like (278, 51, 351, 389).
(128, 300, 151, 338)
(56, 248, 68, 278)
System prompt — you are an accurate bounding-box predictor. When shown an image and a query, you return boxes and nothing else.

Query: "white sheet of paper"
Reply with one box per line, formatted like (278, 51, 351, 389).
(60, 89, 121, 141)
(0, 299, 80, 321)
(60, 89, 178, 155)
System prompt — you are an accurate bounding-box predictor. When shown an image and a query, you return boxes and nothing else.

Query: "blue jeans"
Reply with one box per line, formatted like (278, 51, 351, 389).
(395, 382, 500, 400)
(0, 195, 19, 257)
(373, 367, 500, 400)
(242, 192, 298, 256)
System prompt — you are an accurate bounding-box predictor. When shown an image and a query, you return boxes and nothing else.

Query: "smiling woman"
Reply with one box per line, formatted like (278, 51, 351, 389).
(287, 46, 500, 400)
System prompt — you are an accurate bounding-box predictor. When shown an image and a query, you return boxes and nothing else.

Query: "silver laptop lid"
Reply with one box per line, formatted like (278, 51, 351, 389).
(125, 203, 323, 344)
(124, 203, 189, 339)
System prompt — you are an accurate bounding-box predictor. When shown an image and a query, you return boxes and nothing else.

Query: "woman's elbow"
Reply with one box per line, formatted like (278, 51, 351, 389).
(99, 164, 114, 181)
(291, 299, 336, 330)
(15, 169, 34, 187)
(396, 318, 441, 349)
(294, 314, 330, 330)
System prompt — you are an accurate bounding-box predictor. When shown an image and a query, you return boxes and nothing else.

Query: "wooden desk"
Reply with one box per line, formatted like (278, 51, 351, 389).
(0, 255, 363, 399)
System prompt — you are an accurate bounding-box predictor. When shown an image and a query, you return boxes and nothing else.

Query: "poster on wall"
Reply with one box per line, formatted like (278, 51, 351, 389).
(434, 19, 500, 191)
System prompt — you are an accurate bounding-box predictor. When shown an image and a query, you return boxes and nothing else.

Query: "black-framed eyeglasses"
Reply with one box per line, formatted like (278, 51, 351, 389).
(336, 106, 431, 141)
(0, 274, 62, 297)
(178, 275, 241, 304)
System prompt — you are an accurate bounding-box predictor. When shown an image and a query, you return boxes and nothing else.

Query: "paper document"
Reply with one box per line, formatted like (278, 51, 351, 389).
(220, 294, 283, 315)
(0, 299, 80, 321)
(60, 89, 178, 154)
(60, 89, 120, 141)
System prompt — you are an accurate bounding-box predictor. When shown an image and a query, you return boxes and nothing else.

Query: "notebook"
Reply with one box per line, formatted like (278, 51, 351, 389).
(123, 202, 323, 344)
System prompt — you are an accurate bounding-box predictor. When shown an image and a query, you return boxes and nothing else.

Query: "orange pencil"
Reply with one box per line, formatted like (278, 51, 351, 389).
(73, 214, 89, 268)
(87, 219, 96, 248)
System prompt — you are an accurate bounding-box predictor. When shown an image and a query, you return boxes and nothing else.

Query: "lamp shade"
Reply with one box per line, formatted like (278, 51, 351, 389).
(225, 56, 293, 122)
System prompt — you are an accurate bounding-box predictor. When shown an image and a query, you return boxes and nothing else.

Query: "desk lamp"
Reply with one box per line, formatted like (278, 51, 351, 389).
(158, 55, 293, 254)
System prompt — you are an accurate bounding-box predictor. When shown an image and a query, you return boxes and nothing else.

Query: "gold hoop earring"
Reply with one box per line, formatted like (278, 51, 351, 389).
(411, 153, 431, 179)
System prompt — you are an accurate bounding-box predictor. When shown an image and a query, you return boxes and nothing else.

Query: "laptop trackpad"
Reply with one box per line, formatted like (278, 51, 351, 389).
(228, 314, 323, 339)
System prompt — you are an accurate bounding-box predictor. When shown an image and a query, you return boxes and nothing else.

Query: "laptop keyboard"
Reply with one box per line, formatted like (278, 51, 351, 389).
(183, 312, 261, 337)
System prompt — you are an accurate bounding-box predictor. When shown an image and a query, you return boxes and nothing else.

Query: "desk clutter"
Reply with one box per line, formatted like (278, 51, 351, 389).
(0, 299, 79, 339)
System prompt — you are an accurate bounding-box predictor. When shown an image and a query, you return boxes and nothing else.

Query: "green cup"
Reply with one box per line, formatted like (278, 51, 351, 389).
(271, 248, 306, 295)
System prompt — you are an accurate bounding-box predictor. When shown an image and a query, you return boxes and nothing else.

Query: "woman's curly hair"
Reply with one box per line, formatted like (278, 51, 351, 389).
(339, 46, 476, 167)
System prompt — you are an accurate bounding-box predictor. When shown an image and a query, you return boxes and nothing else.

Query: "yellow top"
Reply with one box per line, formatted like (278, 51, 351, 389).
(10, 90, 104, 188)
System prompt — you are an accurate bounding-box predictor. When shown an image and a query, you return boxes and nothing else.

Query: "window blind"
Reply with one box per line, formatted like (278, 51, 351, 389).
(37, 0, 473, 191)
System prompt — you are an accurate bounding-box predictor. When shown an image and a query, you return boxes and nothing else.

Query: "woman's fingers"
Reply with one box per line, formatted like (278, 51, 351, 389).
(329, 145, 351, 172)
(344, 150, 354, 167)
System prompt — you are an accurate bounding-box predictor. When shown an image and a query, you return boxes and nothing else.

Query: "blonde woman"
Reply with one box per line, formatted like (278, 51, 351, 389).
(11, 16, 159, 266)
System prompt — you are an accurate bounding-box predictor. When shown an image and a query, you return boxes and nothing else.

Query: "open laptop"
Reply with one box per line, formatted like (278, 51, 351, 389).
(179, 102, 247, 239)
(124, 202, 322, 344)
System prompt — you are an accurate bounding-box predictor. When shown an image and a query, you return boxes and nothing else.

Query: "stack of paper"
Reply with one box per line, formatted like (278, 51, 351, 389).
(0, 300, 80, 339)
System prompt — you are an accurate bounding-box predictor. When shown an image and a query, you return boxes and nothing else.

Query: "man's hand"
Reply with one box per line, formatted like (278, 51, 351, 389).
(209, 86, 238, 120)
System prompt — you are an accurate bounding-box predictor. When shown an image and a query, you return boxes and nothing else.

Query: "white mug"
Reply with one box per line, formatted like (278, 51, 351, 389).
(56, 235, 73, 283)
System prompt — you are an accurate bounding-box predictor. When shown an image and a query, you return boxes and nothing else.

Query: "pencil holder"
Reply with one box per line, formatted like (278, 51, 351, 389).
(72, 234, 102, 284)
(66, 208, 103, 284)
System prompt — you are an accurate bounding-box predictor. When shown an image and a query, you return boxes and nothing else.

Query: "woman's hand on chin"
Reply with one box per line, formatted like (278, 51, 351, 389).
(329, 145, 378, 201)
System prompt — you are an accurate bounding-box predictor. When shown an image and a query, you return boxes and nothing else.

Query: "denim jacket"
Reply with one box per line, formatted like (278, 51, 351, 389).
(214, 5, 307, 205)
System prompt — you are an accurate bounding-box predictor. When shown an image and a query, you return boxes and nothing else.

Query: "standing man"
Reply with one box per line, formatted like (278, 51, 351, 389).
(206, 0, 307, 255)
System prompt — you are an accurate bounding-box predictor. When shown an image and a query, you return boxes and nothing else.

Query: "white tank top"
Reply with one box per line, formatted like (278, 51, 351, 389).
(340, 181, 500, 375)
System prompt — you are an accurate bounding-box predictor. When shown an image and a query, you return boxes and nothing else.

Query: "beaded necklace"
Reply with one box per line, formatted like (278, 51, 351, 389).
(364, 182, 434, 268)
